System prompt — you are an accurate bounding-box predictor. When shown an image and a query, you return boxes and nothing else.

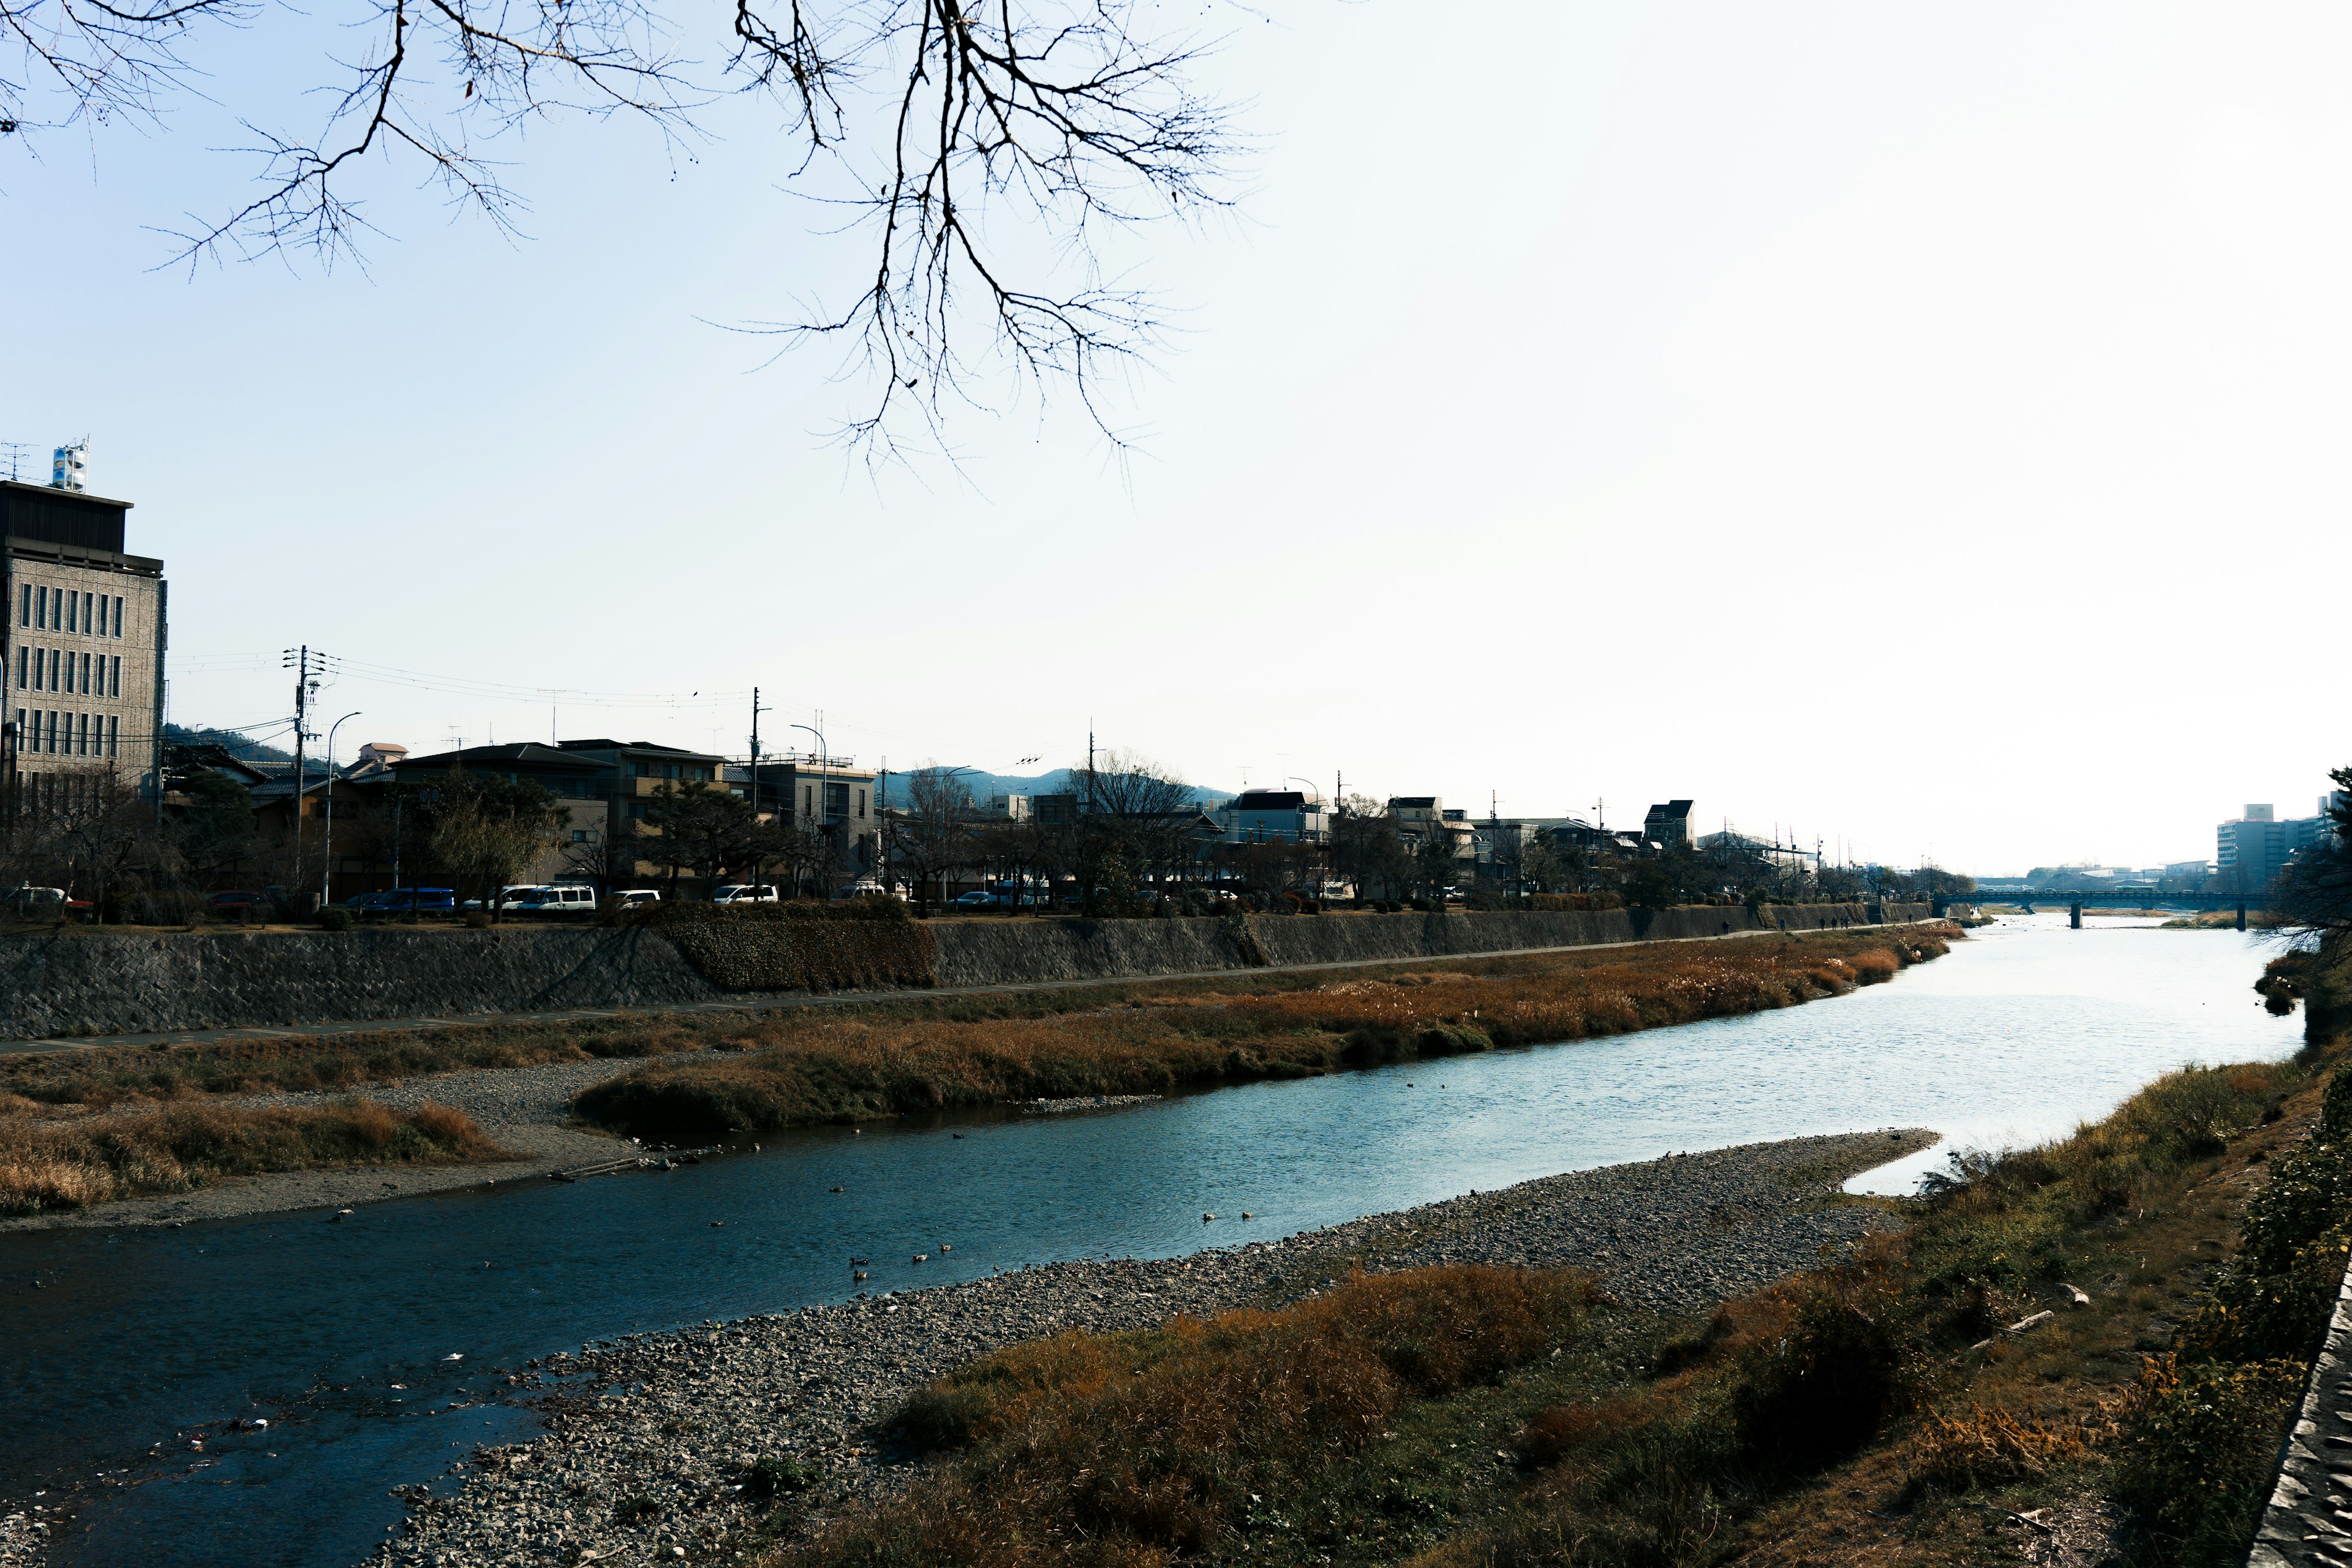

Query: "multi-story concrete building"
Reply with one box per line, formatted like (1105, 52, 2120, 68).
(1221, 789, 1327, 844)
(724, 756, 882, 889)
(2216, 804, 2329, 896)
(0, 478, 167, 807)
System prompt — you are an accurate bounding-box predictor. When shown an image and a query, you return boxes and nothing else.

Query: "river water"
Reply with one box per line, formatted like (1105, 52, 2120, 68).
(0, 913, 2299, 1566)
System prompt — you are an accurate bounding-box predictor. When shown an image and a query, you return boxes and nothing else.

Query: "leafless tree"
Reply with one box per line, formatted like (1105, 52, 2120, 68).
(1, 0, 1241, 454)
(889, 765, 974, 913)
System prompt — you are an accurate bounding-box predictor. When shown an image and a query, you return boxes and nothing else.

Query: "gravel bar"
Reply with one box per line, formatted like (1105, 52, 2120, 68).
(364, 1125, 1936, 1568)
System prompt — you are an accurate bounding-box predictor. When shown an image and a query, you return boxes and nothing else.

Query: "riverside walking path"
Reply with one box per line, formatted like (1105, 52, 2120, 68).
(0, 918, 1942, 1058)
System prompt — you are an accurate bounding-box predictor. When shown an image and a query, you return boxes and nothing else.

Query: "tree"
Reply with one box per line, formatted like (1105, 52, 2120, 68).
(644, 782, 761, 889)
(1331, 796, 1411, 903)
(2273, 767, 2352, 941)
(44, 771, 164, 913)
(3, 0, 1238, 455)
(173, 769, 259, 886)
(421, 774, 566, 914)
(889, 767, 975, 914)
(1074, 748, 1193, 911)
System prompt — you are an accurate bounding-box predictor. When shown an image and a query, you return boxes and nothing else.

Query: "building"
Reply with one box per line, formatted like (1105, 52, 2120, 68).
(724, 755, 881, 888)
(390, 742, 622, 885)
(1221, 789, 1327, 844)
(1643, 801, 1694, 850)
(1387, 797, 1475, 863)
(2216, 804, 2330, 896)
(0, 477, 167, 808)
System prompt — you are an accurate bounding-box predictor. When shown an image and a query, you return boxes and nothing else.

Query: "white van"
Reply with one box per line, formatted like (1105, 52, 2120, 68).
(514, 884, 598, 914)
(711, 884, 780, 905)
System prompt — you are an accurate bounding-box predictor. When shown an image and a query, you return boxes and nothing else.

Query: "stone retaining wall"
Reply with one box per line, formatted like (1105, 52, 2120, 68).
(2246, 1261, 2352, 1568)
(0, 902, 1936, 1039)
(0, 927, 727, 1039)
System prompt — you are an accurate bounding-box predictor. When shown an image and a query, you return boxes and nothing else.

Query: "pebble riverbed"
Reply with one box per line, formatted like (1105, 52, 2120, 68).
(347, 1125, 1935, 1568)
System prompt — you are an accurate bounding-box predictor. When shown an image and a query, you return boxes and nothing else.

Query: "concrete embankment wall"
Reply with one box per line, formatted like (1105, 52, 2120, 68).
(0, 927, 728, 1039)
(927, 902, 1911, 987)
(0, 902, 1936, 1039)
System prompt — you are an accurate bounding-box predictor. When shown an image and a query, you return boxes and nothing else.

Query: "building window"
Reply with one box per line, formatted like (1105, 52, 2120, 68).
(107, 716, 117, 759)
(42, 711, 53, 754)
(15, 586, 24, 629)
(109, 656, 119, 697)
(12, 647, 22, 692)
(46, 649, 56, 692)
(824, 781, 849, 820)
(111, 596, 123, 638)
(78, 652, 89, 694)
(571, 829, 589, 843)
(34, 586, 45, 630)
(64, 592, 75, 635)
(857, 788, 867, 819)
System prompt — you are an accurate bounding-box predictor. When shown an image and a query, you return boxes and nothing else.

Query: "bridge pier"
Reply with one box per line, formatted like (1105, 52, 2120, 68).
(2238, 900, 2247, 933)
(2070, 902, 2082, 930)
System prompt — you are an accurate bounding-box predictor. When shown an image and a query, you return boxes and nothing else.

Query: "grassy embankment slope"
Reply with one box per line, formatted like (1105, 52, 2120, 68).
(571, 929, 1951, 1139)
(0, 927, 1948, 1214)
(718, 938, 2352, 1568)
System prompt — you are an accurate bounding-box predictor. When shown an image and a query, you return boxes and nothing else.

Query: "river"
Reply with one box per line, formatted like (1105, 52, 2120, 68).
(0, 912, 2299, 1566)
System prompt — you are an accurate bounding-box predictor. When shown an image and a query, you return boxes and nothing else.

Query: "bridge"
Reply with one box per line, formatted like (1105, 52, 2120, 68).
(1953, 889, 2257, 911)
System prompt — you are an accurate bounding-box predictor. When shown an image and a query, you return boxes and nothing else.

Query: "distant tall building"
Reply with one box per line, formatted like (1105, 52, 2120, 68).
(0, 477, 167, 805)
(2217, 804, 2328, 896)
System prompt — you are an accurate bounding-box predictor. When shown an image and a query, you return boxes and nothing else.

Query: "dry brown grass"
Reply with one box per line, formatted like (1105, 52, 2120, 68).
(582, 930, 1954, 1137)
(780, 1266, 1592, 1568)
(0, 1096, 508, 1214)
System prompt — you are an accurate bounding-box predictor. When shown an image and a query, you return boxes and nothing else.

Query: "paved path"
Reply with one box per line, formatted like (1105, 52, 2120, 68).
(0, 920, 1932, 1060)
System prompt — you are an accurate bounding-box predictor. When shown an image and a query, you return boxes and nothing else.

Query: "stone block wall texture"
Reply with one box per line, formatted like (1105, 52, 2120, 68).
(2247, 1263, 2352, 1568)
(0, 903, 1935, 1038)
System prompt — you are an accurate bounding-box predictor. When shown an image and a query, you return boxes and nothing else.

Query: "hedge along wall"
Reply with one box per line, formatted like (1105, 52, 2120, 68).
(644, 905, 935, 992)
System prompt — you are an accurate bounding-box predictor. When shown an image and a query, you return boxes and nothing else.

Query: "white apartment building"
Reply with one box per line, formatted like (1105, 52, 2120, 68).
(0, 478, 167, 807)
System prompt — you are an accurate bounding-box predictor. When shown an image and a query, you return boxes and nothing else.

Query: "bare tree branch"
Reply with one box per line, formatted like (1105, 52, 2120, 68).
(2, 0, 1239, 452)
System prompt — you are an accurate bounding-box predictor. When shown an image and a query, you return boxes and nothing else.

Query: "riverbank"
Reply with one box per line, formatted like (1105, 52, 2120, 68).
(378, 1055, 2331, 1568)
(578, 927, 1954, 1140)
(0, 1056, 648, 1229)
(0, 927, 1954, 1224)
(363, 1126, 1937, 1568)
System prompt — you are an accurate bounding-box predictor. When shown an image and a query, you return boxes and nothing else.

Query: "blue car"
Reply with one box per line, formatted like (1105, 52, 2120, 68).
(360, 887, 456, 916)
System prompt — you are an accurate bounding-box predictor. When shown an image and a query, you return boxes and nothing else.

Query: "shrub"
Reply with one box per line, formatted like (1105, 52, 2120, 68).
(744, 1453, 817, 1499)
(645, 901, 935, 991)
(316, 907, 355, 932)
(2114, 1354, 2304, 1564)
(1902, 1403, 2109, 1496)
(791, 1267, 1589, 1568)
(1728, 1280, 1907, 1470)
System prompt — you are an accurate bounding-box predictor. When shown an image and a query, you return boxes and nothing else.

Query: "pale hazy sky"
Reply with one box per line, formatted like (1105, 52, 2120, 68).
(3, 3, 2346, 873)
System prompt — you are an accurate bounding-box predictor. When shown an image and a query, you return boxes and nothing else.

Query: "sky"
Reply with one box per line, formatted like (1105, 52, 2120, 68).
(3, 2, 2348, 875)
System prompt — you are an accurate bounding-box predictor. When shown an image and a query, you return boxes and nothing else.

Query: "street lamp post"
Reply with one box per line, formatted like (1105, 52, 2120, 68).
(790, 723, 827, 895)
(320, 711, 361, 911)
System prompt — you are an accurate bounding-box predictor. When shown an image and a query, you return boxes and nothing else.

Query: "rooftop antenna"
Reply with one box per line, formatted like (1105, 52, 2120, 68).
(0, 443, 29, 482)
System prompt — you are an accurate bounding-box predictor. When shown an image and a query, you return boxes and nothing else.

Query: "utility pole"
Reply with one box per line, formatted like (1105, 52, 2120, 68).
(284, 647, 323, 899)
(748, 687, 772, 825)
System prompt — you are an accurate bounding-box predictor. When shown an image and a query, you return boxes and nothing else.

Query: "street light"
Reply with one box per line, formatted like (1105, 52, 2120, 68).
(320, 711, 361, 910)
(790, 723, 827, 895)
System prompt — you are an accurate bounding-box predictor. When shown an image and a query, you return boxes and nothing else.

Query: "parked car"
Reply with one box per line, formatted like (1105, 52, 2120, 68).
(208, 889, 272, 911)
(10, 885, 86, 917)
(511, 885, 598, 914)
(610, 889, 662, 909)
(951, 889, 1003, 908)
(712, 884, 780, 905)
(363, 888, 458, 915)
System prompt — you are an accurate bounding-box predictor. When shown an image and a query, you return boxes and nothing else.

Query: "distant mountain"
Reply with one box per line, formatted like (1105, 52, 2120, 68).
(164, 723, 295, 764)
(899, 766, 1236, 811)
